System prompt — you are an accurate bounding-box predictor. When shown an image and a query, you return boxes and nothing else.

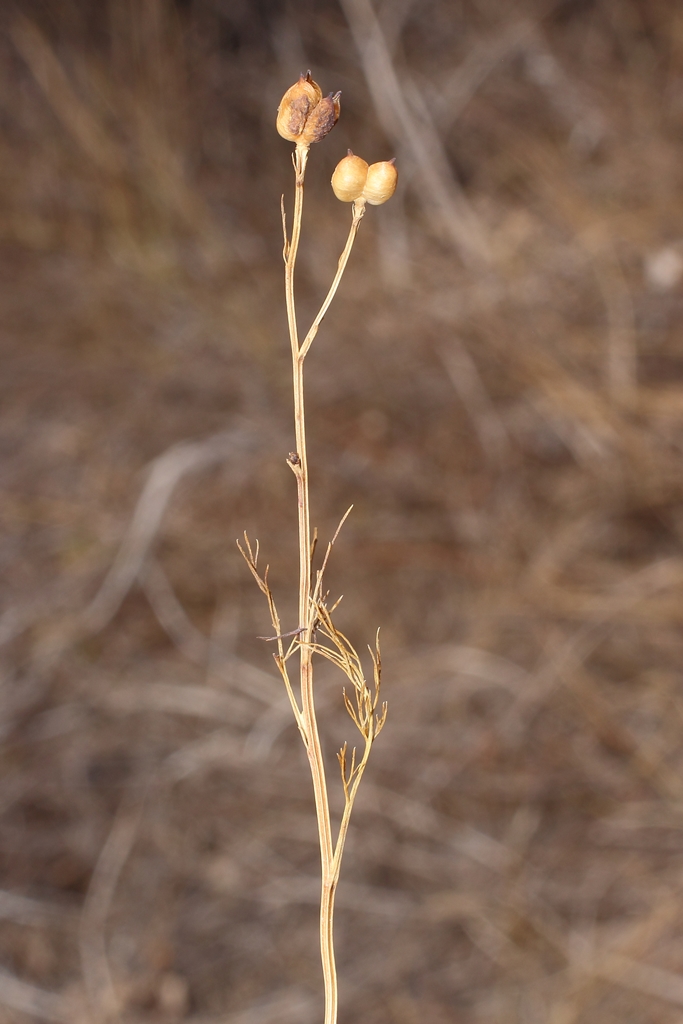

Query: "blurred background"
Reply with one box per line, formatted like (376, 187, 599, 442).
(1, 0, 683, 1021)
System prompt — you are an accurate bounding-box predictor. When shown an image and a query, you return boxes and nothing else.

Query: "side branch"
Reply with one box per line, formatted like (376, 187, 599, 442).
(236, 535, 306, 739)
(299, 200, 366, 361)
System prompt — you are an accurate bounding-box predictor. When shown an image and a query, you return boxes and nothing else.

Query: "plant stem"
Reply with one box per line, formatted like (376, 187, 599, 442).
(283, 144, 369, 1024)
(299, 199, 366, 361)
(285, 142, 337, 1024)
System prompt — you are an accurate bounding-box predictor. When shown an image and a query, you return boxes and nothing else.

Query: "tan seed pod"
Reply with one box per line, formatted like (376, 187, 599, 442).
(331, 151, 369, 202)
(361, 159, 398, 205)
(300, 91, 341, 145)
(276, 72, 323, 143)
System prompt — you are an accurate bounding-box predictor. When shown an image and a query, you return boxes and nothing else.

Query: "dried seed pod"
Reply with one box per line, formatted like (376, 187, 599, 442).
(362, 159, 398, 205)
(300, 91, 341, 145)
(276, 72, 323, 143)
(331, 151, 369, 202)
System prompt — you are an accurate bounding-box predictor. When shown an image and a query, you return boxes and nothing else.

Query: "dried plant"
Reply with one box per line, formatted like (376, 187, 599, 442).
(238, 72, 396, 1024)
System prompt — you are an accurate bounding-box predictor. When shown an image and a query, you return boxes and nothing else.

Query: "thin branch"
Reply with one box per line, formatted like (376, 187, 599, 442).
(299, 203, 366, 361)
(79, 788, 146, 1023)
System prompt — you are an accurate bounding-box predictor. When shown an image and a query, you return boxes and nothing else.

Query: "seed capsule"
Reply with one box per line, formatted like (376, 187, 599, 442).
(331, 151, 369, 202)
(276, 73, 340, 145)
(362, 160, 398, 205)
(276, 72, 323, 142)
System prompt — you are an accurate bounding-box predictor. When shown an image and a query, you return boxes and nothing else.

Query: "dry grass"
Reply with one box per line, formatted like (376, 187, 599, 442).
(1, 0, 683, 1021)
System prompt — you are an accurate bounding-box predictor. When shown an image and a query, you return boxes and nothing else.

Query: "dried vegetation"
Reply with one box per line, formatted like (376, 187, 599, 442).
(1, 0, 683, 1022)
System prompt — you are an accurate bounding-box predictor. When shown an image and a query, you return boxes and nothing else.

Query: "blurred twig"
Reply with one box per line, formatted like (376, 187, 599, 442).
(438, 339, 512, 468)
(83, 425, 261, 635)
(79, 787, 147, 1023)
(339, 0, 490, 267)
(430, 20, 537, 134)
(0, 890, 75, 928)
(225, 989, 317, 1024)
(581, 227, 638, 405)
(0, 969, 70, 1023)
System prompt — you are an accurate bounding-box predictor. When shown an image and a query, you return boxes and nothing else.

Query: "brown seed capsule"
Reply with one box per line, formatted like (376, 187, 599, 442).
(331, 151, 369, 202)
(300, 91, 341, 145)
(361, 159, 398, 205)
(276, 72, 323, 143)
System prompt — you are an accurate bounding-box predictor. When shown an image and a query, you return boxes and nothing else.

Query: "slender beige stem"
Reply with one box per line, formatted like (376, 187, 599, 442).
(333, 737, 373, 875)
(284, 141, 336, 1024)
(299, 200, 366, 360)
(282, 144, 368, 1024)
(284, 144, 309, 358)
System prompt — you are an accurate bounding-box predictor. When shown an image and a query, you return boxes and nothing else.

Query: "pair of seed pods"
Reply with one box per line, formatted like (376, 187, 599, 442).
(331, 152, 397, 206)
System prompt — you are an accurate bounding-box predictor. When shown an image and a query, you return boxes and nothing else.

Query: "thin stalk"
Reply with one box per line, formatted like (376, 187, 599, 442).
(283, 144, 367, 1024)
(333, 737, 373, 875)
(284, 141, 336, 1024)
(299, 199, 366, 360)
